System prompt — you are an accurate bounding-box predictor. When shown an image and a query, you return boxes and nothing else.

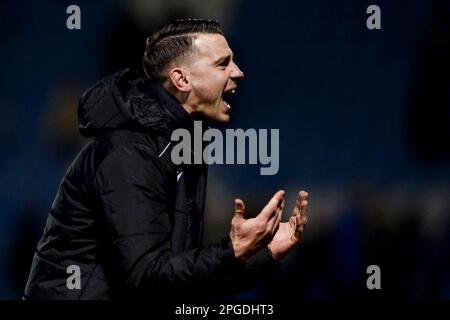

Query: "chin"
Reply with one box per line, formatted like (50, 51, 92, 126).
(214, 112, 230, 123)
(218, 114, 230, 123)
(203, 111, 230, 124)
(199, 103, 231, 123)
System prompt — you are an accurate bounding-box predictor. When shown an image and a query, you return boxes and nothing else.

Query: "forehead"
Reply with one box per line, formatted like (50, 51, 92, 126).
(192, 33, 232, 60)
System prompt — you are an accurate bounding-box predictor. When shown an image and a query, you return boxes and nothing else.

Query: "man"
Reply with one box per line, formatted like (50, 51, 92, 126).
(24, 19, 308, 300)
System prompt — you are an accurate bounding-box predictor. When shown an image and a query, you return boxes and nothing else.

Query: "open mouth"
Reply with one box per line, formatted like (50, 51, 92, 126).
(222, 87, 236, 110)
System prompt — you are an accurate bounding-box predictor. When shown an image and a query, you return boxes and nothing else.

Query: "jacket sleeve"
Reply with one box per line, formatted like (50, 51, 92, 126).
(94, 143, 279, 297)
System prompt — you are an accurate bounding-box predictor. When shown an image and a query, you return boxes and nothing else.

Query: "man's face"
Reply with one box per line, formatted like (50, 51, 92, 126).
(183, 33, 244, 123)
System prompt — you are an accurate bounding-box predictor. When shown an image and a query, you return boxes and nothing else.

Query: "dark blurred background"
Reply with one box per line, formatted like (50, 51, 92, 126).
(0, 0, 449, 299)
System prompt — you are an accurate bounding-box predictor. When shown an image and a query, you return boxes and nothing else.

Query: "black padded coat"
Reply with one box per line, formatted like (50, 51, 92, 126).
(24, 69, 279, 300)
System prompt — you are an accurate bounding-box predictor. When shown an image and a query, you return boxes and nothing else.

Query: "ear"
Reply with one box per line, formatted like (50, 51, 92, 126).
(168, 68, 191, 93)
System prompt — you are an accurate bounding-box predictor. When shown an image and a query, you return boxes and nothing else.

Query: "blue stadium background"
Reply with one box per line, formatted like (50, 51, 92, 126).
(0, 0, 449, 299)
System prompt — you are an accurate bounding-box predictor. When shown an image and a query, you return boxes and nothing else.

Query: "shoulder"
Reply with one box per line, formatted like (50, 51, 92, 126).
(93, 131, 177, 183)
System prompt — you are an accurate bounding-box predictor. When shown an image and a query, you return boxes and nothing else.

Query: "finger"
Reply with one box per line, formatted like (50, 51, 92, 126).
(234, 198, 246, 219)
(293, 190, 306, 217)
(267, 198, 284, 235)
(259, 190, 285, 220)
(288, 215, 297, 231)
(267, 202, 280, 227)
(299, 199, 308, 219)
(299, 190, 309, 201)
(266, 213, 280, 237)
(302, 216, 308, 225)
(276, 196, 285, 215)
(273, 204, 283, 235)
(292, 225, 304, 243)
(297, 191, 308, 205)
(293, 213, 306, 237)
(295, 200, 308, 225)
(295, 190, 308, 210)
(292, 202, 300, 218)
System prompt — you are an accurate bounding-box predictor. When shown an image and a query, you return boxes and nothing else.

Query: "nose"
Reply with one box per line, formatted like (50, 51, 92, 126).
(230, 61, 244, 80)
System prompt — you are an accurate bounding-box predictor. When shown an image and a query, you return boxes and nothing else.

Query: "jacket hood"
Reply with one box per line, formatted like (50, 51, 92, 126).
(78, 68, 192, 138)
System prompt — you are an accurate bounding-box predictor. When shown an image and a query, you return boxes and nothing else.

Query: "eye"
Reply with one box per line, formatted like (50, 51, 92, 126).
(217, 57, 231, 69)
(218, 61, 228, 69)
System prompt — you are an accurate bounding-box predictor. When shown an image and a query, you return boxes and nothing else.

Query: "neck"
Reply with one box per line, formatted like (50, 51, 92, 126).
(163, 82, 194, 116)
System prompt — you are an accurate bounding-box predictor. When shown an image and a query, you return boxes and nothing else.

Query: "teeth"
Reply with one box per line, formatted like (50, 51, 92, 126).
(224, 101, 231, 109)
(231, 89, 235, 93)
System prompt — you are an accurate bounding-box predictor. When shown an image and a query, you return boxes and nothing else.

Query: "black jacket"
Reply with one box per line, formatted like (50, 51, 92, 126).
(24, 69, 279, 300)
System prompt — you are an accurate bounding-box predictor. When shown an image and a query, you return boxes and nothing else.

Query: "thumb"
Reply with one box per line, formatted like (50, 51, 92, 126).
(234, 198, 246, 219)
